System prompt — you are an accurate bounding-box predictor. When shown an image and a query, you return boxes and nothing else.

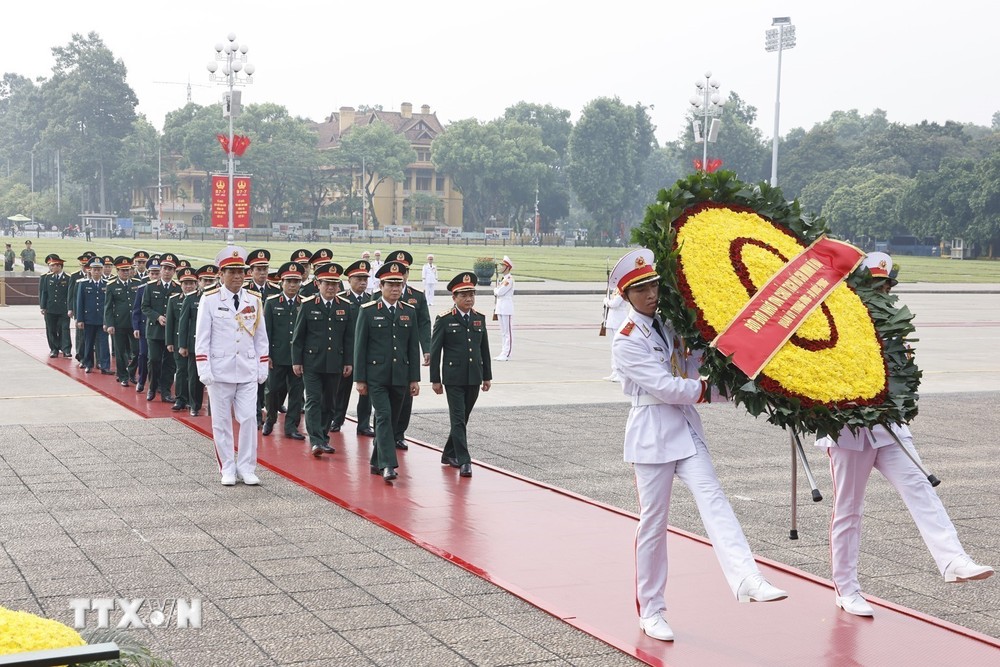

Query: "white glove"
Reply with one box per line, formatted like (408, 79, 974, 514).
(200, 373, 214, 387)
(257, 368, 268, 385)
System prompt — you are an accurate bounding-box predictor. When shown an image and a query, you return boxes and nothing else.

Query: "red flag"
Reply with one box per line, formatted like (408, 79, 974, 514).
(216, 134, 230, 155)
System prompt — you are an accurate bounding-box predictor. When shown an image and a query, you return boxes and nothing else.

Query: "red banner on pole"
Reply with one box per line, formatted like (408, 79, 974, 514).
(711, 236, 864, 379)
(233, 176, 251, 228)
(210, 174, 228, 228)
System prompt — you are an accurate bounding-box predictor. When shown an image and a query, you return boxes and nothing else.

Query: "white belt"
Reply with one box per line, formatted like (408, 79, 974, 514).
(632, 394, 665, 407)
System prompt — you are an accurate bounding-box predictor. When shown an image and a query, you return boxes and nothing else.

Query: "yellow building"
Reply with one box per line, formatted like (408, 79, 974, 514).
(313, 103, 463, 232)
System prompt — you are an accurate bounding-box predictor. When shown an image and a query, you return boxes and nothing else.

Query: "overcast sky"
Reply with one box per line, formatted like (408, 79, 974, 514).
(3, 1, 997, 146)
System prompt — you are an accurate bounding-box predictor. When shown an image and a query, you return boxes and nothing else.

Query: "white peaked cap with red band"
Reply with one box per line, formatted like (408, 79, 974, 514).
(610, 248, 659, 294)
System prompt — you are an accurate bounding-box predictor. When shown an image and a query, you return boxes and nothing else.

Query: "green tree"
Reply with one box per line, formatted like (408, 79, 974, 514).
(823, 171, 913, 242)
(503, 102, 573, 228)
(336, 120, 416, 229)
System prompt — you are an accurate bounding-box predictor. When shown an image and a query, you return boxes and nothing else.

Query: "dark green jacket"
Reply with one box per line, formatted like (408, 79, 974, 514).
(38, 271, 72, 314)
(141, 279, 181, 340)
(104, 277, 139, 329)
(373, 284, 431, 354)
(176, 291, 202, 352)
(353, 299, 420, 386)
(164, 290, 193, 348)
(430, 307, 493, 386)
(264, 293, 303, 367)
(65, 269, 86, 316)
(291, 294, 355, 373)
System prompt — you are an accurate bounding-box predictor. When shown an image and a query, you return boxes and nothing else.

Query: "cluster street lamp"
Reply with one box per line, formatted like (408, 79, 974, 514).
(207, 33, 255, 243)
(765, 17, 796, 186)
(689, 72, 723, 170)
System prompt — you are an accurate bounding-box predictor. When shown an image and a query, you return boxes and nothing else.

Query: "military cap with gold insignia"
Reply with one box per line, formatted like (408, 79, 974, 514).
(45, 253, 65, 266)
(314, 263, 344, 281)
(290, 248, 312, 263)
(387, 249, 413, 267)
(176, 267, 198, 282)
(447, 271, 478, 293)
(375, 260, 407, 283)
(177, 258, 192, 269)
(77, 252, 94, 264)
(113, 255, 132, 269)
(132, 250, 150, 261)
(344, 260, 371, 278)
(309, 248, 333, 265)
(159, 252, 179, 268)
(215, 246, 248, 270)
(247, 249, 271, 267)
(610, 248, 658, 294)
(102, 255, 115, 266)
(277, 261, 305, 281)
(196, 264, 219, 279)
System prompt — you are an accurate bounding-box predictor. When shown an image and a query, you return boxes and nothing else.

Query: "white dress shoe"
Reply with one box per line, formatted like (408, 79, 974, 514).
(736, 573, 788, 602)
(638, 611, 674, 641)
(836, 592, 874, 617)
(944, 555, 994, 583)
(220, 474, 237, 486)
(240, 472, 260, 486)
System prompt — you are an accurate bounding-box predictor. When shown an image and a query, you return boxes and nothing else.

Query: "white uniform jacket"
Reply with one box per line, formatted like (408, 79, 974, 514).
(612, 309, 709, 464)
(421, 263, 438, 287)
(194, 286, 269, 384)
(815, 422, 913, 451)
(604, 291, 628, 333)
(493, 273, 515, 316)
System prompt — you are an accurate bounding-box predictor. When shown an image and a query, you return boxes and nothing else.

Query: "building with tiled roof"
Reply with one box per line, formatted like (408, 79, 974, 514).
(314, 103, 463, 233)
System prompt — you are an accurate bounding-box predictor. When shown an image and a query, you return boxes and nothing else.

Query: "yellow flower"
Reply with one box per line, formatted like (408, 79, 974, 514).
(0, 606, 86, 658)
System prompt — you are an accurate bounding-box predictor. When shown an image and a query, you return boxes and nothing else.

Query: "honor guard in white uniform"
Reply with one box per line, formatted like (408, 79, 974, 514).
(610, 248, 787, 642)
(421, 254, 438, 306)
(368, 250, 383, 294)
(602, 288, 628, 381)
(195, 246, 270, 486)
(816, 252, 993, 617)
(493, 255, 514, 361)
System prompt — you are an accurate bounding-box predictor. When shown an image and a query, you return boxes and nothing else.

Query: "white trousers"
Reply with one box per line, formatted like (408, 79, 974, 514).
(633, 432, 758, 619)
(424, 283, 436, 306)
(207, 381, 259, 478)
(497, 314, 512, 358)
(827, 438, 965, 597)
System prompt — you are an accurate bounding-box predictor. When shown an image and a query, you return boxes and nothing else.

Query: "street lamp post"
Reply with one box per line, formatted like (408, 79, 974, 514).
(689, 72, 723, 169)
(207, 33, 254, 243)
(765, 17, 796, 186)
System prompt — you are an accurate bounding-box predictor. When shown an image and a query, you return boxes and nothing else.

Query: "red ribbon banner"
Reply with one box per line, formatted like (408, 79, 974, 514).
(209, 175, 252, 229)
(711, 236, 865, 379)
(210, 174, 228, 228)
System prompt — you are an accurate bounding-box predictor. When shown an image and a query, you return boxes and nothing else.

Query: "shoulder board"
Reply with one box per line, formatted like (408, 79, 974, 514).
(202, 287, 221, 296)
(76, 277, 89, 283)
(147, 278, 158, 285)
(245, 288, 262, 297)
(620, 321, 636, 337)
(406, 285, 424, 294)
(168, 292, 182, 300)
(400, 301, 415, 309)
(361, 300, 377, 309)
(438, 309, 453, 318)
(266, 293, 282, 301)
(299, 294, 317, 303)
(337, 289, 351, 298)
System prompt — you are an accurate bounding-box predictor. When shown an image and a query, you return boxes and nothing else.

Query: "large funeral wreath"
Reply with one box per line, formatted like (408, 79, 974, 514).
(632, 171, 921, 439)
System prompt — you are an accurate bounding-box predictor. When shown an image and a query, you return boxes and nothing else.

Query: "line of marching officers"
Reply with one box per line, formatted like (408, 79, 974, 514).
(39, 246, 493, 486)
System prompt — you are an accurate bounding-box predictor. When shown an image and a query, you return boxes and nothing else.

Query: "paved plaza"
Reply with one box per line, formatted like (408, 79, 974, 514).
(0, 283, 998, 665)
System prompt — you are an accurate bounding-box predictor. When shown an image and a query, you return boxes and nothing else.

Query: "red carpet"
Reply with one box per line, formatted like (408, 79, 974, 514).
(5, 327, 999, 666)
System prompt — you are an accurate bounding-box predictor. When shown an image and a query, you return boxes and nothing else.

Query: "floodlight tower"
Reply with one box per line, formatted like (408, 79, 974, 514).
(765, 17, 796, 186)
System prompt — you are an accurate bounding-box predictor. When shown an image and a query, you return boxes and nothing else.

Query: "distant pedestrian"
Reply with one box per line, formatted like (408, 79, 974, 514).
(3, 243, 14, 271)
(20, 240, 35, 272)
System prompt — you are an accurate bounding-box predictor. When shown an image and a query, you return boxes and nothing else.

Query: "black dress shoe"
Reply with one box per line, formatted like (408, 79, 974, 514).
(146, 390, 156, 401)
(189, 407, 199, 416)
(460, 463, 473, 477)
(100, 369, 114, 375)
(119, 379, 129, 387)
(62, 352, 73, 358)
(161, 394, 175, 403)
(356, 426, 375, 437)
(169, 401, 183, 411)
(370, 465, 380, 475)
(261, 422, 274, 436)
(84, 367, 92, 374)
(136, 383, 145, 393)
(287, 432, 305, 441)
(278, 404, 287, 413)
(49, 351, 58, 358)
(441, 456, 460, 468)
(329, 422, 341, 433)
(128, 376, 137, 385)
(383, 467, 397, 482)
(395, 439, 408, 451)
(312, 442, 335, 455)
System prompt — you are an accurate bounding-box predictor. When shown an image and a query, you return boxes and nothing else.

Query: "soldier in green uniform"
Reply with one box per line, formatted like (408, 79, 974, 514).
(292, 263, 354, 456)
(377, 250, 431, 451)
(68, 252, 95, 365)
(299, 248, 334, 299)
(20, 240, 36, 272)
(430, 272, 493, 477)
(141, 252, 181, 402)
(104, 256, 138, 386)
(244, 249, 277, 427)
(166, 267, 199, 411)
(331, 259, 375, 437)
(178, 265, 218, 416)
(262, 261, 307, 440)
(354, 260, 421, 482)
(38, 254, 72, 358)
(132, 250, 150, 281)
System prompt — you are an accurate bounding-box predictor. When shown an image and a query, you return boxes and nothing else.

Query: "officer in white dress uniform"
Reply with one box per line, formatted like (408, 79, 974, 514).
(421, 254, 438, 306)
(602, 288, 628, 381)
(195, 246, 270, 486)
(610, 248, 787, 642)
(368, 250, 383, 295)
(493, 255, 515, 361)
(816, 251, 993, 617)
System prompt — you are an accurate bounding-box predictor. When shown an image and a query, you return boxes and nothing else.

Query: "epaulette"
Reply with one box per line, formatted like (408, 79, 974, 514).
(76, 277, 89, 284)
(406, 285, 424, 294)
(147, 278, 158, 284)
(266, 293, 282, 301)
(439, 309, 452, 317)
(361, 300, 377, 308)
(299, 294, 317, 303)
(245, 287, 262, 297)
(399, 300, 415, 309)
(337, 289, 351, 298)
(620, 321, 636, 337)
(168, 292, 182, 300)
(202, 286, 221, 296)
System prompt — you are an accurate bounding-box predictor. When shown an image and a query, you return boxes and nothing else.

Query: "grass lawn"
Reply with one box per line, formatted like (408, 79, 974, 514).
(10, 236, 1000, 284)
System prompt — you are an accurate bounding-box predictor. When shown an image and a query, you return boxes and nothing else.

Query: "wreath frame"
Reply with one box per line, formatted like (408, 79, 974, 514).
(632, 171, 921, 439)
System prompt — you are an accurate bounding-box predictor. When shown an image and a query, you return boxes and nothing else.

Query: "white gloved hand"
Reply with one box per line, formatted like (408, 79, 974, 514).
(200, 373, 214, 387)
(257, 368, 268, 385)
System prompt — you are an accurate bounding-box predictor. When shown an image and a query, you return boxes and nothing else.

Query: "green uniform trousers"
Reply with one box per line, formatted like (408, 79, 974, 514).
(303, 369, 340, 448)
(443, 384, 481, 466)
(369, 383, 406, 471)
